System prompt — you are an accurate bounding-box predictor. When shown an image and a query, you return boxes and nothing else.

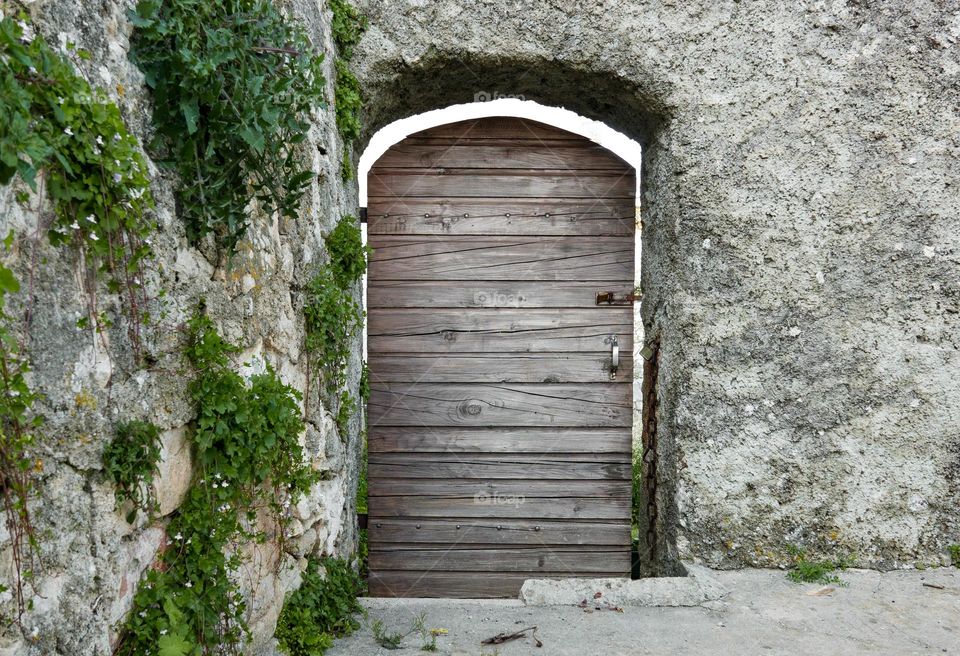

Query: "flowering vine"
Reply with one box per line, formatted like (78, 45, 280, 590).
(0, 9, 155, 624)
(0, 12, 156, 360)
(0, 257, 42, 624)
(114, 308, 319, 655)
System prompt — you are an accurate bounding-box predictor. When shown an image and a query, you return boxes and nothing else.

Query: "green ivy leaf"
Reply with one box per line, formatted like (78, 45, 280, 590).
(238, 126, 265, 153)
(0, 266, 20, 294)
(180, 98, 200, 135)
(158, 633, 193, 656)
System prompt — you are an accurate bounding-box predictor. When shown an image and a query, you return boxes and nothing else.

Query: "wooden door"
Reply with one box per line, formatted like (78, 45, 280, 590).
(366, 117, 636, 598)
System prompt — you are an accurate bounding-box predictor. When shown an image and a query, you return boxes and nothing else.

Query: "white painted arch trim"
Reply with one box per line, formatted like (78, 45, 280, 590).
(358, 98, 643, 205)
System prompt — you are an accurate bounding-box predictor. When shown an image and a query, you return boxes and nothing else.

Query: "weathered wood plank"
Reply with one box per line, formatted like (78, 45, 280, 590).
(373, 143, 629, 170)
(366, 428, 631, 454)
(410, 117, 588, 141)
(369, 548, 630, 573)
(367, 479, 630, 497)
(368, 168, 635, 199)
(367, 383, 632, 428)
(369, 236, 634, 284)
(367, 453, 631, 480)
(366, 198, 636, 236)
(367, 518, 631, 546)
(367, 281, 637, 308)
(367, 236, 633, 281)
(368, 571, 627, 598)
(367, 353, 634, 383)
(367, 309, 632, 354)
(374, 542, 626, 552)
(366, 353, 634, 383)
(368, 495, 630, 520)
(399, 137, 604, 148)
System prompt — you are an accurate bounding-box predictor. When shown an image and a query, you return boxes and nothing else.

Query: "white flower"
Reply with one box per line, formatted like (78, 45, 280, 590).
(212, 482, 219, 489)
(89, 232, 99, 241)
(92, 146, 101, 155)
(184, 581, 193, 588)
(174, 532, 183, 541)
(95, 135, 104, 146)
(214, 473, 222, 480)
(114, 159, 121, 167)
(221, 481, 229, 488)
(85, 214, 96, 223)
(70, 221, 81, 230)
(113, 133, 121, 142)
(159, 629, 168, 636)
(64, 127, 74, 136)
(57, 96, 65, 104)
(112, 173, 122, 183)
(16, 22, 32, 43)
(8, 390, 20, 398)
(28, 66, 37, 75)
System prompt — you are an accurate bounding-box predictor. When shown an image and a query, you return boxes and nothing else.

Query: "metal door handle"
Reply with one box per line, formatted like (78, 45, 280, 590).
(610, 335, 619, 379)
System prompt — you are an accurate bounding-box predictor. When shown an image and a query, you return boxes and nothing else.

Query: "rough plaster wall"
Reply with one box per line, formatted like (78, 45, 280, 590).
(353, 0, 960, 571)
(0, 0, 360, 653)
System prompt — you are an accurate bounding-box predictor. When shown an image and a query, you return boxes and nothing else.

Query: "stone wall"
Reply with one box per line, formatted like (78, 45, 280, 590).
(0, 0, 360, 653)
(352, 0, 959, 571)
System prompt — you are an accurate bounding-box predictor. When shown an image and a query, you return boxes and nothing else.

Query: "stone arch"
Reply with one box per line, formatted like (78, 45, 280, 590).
(353, 53, 682, 575)
(354, 54, 668, 155)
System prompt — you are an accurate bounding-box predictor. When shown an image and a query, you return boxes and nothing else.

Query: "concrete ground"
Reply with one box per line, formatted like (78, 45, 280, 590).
(327, 568, 960, 655)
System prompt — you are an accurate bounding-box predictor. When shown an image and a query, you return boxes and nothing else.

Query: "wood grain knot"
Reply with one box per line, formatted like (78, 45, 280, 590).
(459, 401, 483, 416)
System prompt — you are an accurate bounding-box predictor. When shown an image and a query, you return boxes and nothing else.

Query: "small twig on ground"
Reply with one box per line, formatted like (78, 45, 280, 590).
(482, 625, 542, 648)
(922, 582, 945, 590)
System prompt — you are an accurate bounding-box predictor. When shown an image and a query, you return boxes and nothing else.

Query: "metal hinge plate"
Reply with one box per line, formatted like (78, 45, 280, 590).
(596, 290, 640, 306)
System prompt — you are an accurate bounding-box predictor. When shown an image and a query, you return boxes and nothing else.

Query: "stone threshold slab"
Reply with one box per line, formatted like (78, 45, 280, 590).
(519, 564, 728, 607)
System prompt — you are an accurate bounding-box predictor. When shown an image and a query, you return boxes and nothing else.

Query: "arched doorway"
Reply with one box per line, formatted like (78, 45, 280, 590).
(364, 116, 637, 597)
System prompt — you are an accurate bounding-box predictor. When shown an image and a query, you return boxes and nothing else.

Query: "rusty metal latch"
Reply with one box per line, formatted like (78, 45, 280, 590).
(596, 290, 640, 306)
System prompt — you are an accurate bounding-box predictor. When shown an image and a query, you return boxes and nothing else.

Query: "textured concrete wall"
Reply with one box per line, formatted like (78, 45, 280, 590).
(0, 0, 361, 653)
(352, 0, 959, 571)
